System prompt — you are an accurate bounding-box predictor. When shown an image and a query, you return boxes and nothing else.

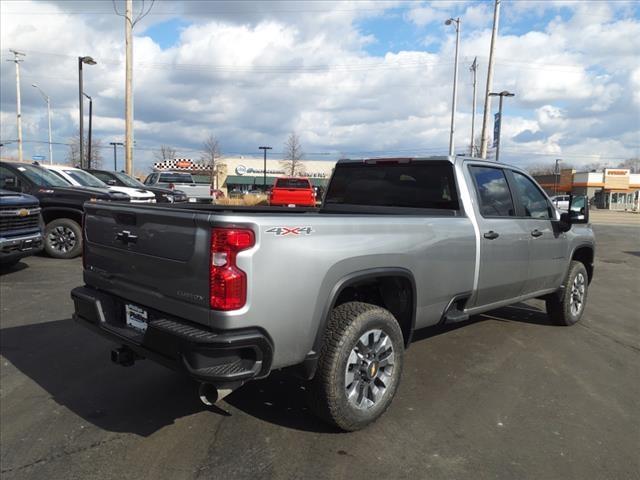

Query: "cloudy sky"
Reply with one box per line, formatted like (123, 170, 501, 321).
(1, 0, 639, 172)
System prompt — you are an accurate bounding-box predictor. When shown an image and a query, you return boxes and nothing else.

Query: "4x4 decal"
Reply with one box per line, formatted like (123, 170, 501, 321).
(265, 226, 314, 236)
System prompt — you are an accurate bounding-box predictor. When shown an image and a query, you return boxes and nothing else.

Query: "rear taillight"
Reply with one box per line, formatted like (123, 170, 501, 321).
(210, 228, 255, 310)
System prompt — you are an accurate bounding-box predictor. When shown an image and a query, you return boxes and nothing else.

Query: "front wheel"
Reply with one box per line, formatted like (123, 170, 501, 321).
(308, 301, 404, 431)
(546, 261, 589, 326)
(44, 218, 82, 259)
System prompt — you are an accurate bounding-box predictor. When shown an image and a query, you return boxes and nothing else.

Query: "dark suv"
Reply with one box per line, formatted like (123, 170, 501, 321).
(87, 169, 187, 203)
(0, 162, 128, 259)
(0, 189, 44, 266)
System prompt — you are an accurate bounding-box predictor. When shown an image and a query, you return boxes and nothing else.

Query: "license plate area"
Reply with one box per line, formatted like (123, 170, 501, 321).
(125, 304, 148, 333)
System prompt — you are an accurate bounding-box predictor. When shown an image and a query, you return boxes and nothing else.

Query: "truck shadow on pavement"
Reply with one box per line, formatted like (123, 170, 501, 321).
(0, 303, 555, 435)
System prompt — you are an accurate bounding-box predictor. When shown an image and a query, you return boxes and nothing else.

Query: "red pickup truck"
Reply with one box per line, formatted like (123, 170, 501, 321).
(268, 177, 316, 207)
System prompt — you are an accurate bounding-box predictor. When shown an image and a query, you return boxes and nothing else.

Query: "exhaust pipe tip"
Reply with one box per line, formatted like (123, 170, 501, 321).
(198, 383, 219, 406)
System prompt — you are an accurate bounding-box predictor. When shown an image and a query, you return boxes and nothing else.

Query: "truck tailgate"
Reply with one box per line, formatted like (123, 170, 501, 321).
(83, 202, 212, 321)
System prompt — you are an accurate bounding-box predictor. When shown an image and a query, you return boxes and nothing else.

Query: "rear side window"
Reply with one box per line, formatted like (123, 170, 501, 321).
(512, 171, 552, 219)
(324, 161, 459, 210)
(470, 166, 515, 217)
(275, 178, 311, 189)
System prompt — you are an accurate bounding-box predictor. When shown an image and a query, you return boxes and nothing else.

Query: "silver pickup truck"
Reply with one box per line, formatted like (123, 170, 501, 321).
(72, 156, 595, 431)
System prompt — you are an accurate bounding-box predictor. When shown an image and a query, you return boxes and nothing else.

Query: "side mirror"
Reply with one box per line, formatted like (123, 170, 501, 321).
(559, 195, 589, 231)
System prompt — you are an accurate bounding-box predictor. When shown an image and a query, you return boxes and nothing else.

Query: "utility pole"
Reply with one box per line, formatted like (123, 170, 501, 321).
(9, 50, 25, 162)
(124, 0, 134, 175)
(259, 146, 272, 191)
(554, 158, 562, 196)
(445, 18, 461, 157)
(469, 57, 478, 157)
(83, 93, 93, 169)
(109, 142, 124, 170)
(480, 0, 501, 159)
(488, 90, 514, 162)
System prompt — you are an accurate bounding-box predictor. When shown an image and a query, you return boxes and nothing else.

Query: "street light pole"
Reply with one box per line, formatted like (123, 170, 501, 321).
(78, 56, 96, 169)
(445, 17, 461, 157)
(488, 90, 514, 162)
(32, 84, 53, 164)
(109, 142, 124, 171)
(259, 146, 272, 191)
(83, 93, 93, 169)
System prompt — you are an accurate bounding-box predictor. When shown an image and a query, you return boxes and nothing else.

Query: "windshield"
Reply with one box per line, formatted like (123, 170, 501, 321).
(62, 169, 107, 188)
(16, 164, 71, 187)
(112, 171, 144, 188)
(275, 178, 311, 189)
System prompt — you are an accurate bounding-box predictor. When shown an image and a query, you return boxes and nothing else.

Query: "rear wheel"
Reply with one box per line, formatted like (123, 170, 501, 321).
(44, 218, 82, 259)
(308, 301, 404, 431)
(546, 260, 589, 326)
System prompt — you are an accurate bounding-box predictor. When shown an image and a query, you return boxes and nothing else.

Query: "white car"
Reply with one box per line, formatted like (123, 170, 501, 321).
(44, 165, 156, 203)
(550, 195, 570, 211)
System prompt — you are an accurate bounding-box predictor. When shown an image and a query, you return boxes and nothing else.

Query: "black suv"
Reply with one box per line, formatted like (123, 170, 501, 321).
(0, 161, 128, 259)
(87, 169, 187, 203)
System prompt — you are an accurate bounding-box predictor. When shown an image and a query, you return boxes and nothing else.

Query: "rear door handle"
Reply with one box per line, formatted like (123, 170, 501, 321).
(531, 229, 543, 238)
(483, 231, 499, 240)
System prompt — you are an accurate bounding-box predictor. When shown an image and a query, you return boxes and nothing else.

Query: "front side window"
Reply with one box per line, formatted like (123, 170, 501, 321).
(512, 171, 552, 219)
(469, 166, 515, 217)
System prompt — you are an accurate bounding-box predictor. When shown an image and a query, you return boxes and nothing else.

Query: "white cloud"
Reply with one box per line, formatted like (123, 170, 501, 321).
(0, 0, 638, 171)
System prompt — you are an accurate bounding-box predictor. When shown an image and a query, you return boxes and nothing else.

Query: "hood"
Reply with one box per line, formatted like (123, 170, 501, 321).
(107, 186, 155, 198)
(0, 189, 40, 206)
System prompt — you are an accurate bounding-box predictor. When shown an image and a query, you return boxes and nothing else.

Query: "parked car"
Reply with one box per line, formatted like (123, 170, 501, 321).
(0, 161, 128, 258)
(143, 171, 213, 203)
(44, 165, 156, 203)
(72, 156, 594, 431)
(87, 169, 187, 203)
(268, 177, 316, 207)
(0, 189, 44, 267)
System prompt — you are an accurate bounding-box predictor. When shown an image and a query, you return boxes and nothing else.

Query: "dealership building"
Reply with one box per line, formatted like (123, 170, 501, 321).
(534, 168, 640, 211)
(153, 157, 336, 193)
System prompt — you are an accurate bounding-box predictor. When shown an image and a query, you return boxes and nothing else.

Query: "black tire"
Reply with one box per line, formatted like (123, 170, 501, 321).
(546, 261, 589, 326)
(308, 301, 404, 431)
(44, 218, 82, 259)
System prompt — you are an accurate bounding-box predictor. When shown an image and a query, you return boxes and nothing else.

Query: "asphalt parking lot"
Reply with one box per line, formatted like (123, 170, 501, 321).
(1, 223, 639, 480)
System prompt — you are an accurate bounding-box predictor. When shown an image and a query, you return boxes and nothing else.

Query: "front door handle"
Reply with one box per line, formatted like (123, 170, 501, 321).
(531, 229, 543, 238)
(483, 231, 499, 240)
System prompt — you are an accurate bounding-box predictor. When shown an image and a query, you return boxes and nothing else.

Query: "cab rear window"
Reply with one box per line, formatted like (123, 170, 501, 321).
(324, 161, 459, 210)
(274, 178, 311, 189)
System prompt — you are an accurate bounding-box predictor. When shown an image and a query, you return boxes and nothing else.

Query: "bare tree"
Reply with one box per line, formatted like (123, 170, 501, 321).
(200, 134, 221, 188)
(616, 157, 640, 173)
(281, 132, 305, 176)
(524, 161, 575, 175)
(66, 135, 103, 168)
(154, 145, 177, 162)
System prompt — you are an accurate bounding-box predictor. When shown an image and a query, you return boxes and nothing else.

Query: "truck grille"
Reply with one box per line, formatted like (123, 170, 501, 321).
(0, 207, 41, 234)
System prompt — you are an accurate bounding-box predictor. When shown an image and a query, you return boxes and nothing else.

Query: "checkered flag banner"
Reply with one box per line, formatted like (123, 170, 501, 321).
(153, 159, 212, 171)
